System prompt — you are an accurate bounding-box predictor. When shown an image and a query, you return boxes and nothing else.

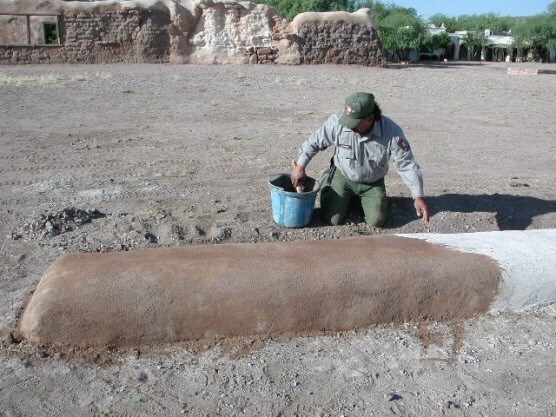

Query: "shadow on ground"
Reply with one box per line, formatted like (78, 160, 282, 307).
(390, 193, 556, 230)
(310, 194, 556, 230)
(387, 62, 486, 70)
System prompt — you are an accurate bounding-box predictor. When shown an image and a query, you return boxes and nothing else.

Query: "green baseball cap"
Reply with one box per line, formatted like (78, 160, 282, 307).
(338, 92, 376, 129)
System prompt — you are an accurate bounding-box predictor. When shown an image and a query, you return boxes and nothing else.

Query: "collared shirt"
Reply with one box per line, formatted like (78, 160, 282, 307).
(297, 112, 424, 198)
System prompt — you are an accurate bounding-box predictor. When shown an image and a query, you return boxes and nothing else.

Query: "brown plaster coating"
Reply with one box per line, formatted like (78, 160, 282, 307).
(19, 236, 501, 348)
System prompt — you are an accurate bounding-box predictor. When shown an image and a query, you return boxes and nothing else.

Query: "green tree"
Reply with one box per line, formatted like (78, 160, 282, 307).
(548, 1, 556, 15)
(454, 13, 513, 32)
(427, 32, 452, 58)
(379, 10, 428, 61)
(462, 31, 490, 60)
(356, 0, 420, 22)
(354, 0, 428, 61)
(356, 0, 388, 21)
(513, 13, 556, 61)
(428, 13, 457, 33)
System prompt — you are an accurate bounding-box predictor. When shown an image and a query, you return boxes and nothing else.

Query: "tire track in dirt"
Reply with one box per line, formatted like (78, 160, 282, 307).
(0, 159, 190, 175)
(0, 189, 176, 207)
(0, 174, 265, 207)
(0, 159, 203, 188)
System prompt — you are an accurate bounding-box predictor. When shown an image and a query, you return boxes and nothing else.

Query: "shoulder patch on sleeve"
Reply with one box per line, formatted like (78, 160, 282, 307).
(397, 138, 410, 152)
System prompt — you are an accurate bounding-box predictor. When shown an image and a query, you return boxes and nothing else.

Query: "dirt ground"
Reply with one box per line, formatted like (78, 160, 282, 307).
(0, 61, 555, 416)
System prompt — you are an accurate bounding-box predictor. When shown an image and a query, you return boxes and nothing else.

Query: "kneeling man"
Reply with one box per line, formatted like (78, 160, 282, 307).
(291, 92, 430, 226)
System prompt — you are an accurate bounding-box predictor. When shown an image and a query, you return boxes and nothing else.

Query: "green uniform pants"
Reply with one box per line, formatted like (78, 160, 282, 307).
(320, 169, 387, 226)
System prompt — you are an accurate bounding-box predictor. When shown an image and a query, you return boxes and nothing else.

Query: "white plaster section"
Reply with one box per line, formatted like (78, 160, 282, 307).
(398, 229, 556, 312)
(290, 8, 375, 32)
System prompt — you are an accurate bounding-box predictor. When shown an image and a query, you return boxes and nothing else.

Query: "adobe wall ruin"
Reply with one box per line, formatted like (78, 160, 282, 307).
(0, 0, 177, 63)
(0, 0, 385, 66)
(0, 10, 171, 63)
(285, 9, 384, 65)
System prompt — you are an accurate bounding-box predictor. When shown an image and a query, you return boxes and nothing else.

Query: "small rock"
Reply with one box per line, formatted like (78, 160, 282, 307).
(386, 393, 402, 401)
(447, 401, 460, 409)
(144, 232, 157, 243)
(7, 331, 21, 345)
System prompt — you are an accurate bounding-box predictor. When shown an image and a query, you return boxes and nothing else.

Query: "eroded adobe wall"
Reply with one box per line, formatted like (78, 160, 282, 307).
(0, 15, 29, 44)
(285, 9, 385, 66)
(0, 0, 173, 64)
(60, 9, 171, 63)
(187, 0, 287, 64)
(1, 10, 170, 64)
(296, 22, 384, 65)
(0, 1, 385, 65)
(186, 4, 385, 65)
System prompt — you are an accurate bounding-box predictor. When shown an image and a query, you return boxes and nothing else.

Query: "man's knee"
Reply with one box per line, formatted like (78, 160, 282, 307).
(319, 186, 349, 226)
(319, 199, 347, 225)
(321, 210, 346, 226)
(363, 196, 387, 227)
(365, 212, 386, 227)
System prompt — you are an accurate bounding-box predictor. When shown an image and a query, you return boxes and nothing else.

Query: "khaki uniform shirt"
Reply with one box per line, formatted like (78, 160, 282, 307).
(297, 112, 424, 198)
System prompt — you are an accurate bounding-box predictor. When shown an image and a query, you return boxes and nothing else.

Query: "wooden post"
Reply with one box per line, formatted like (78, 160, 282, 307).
(56, 15, 61, 45)
(26, 14, 31, 45)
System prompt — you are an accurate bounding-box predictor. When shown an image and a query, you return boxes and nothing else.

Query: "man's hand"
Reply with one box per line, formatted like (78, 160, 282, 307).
(291, 160, 306, 189)
(414, 197, 430, 224)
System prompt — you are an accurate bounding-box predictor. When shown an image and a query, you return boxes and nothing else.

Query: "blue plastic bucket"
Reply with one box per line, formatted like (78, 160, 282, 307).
(268, 174, 320, 228)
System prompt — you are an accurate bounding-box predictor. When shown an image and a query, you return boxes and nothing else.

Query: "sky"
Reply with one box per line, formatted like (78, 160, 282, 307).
(389, 0, 552, 18)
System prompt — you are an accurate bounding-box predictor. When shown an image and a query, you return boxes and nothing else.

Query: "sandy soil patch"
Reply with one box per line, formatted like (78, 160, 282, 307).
(0, 61, 555, 415)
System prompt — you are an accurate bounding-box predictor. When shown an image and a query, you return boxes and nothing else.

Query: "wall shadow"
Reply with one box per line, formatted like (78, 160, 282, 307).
(385, 193, 556, 230)
(307, 193, 555, 230)
(387, 62, 486, 70)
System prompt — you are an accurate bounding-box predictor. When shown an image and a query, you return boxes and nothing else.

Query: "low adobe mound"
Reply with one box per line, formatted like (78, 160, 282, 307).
(19, 235, 500, 348)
